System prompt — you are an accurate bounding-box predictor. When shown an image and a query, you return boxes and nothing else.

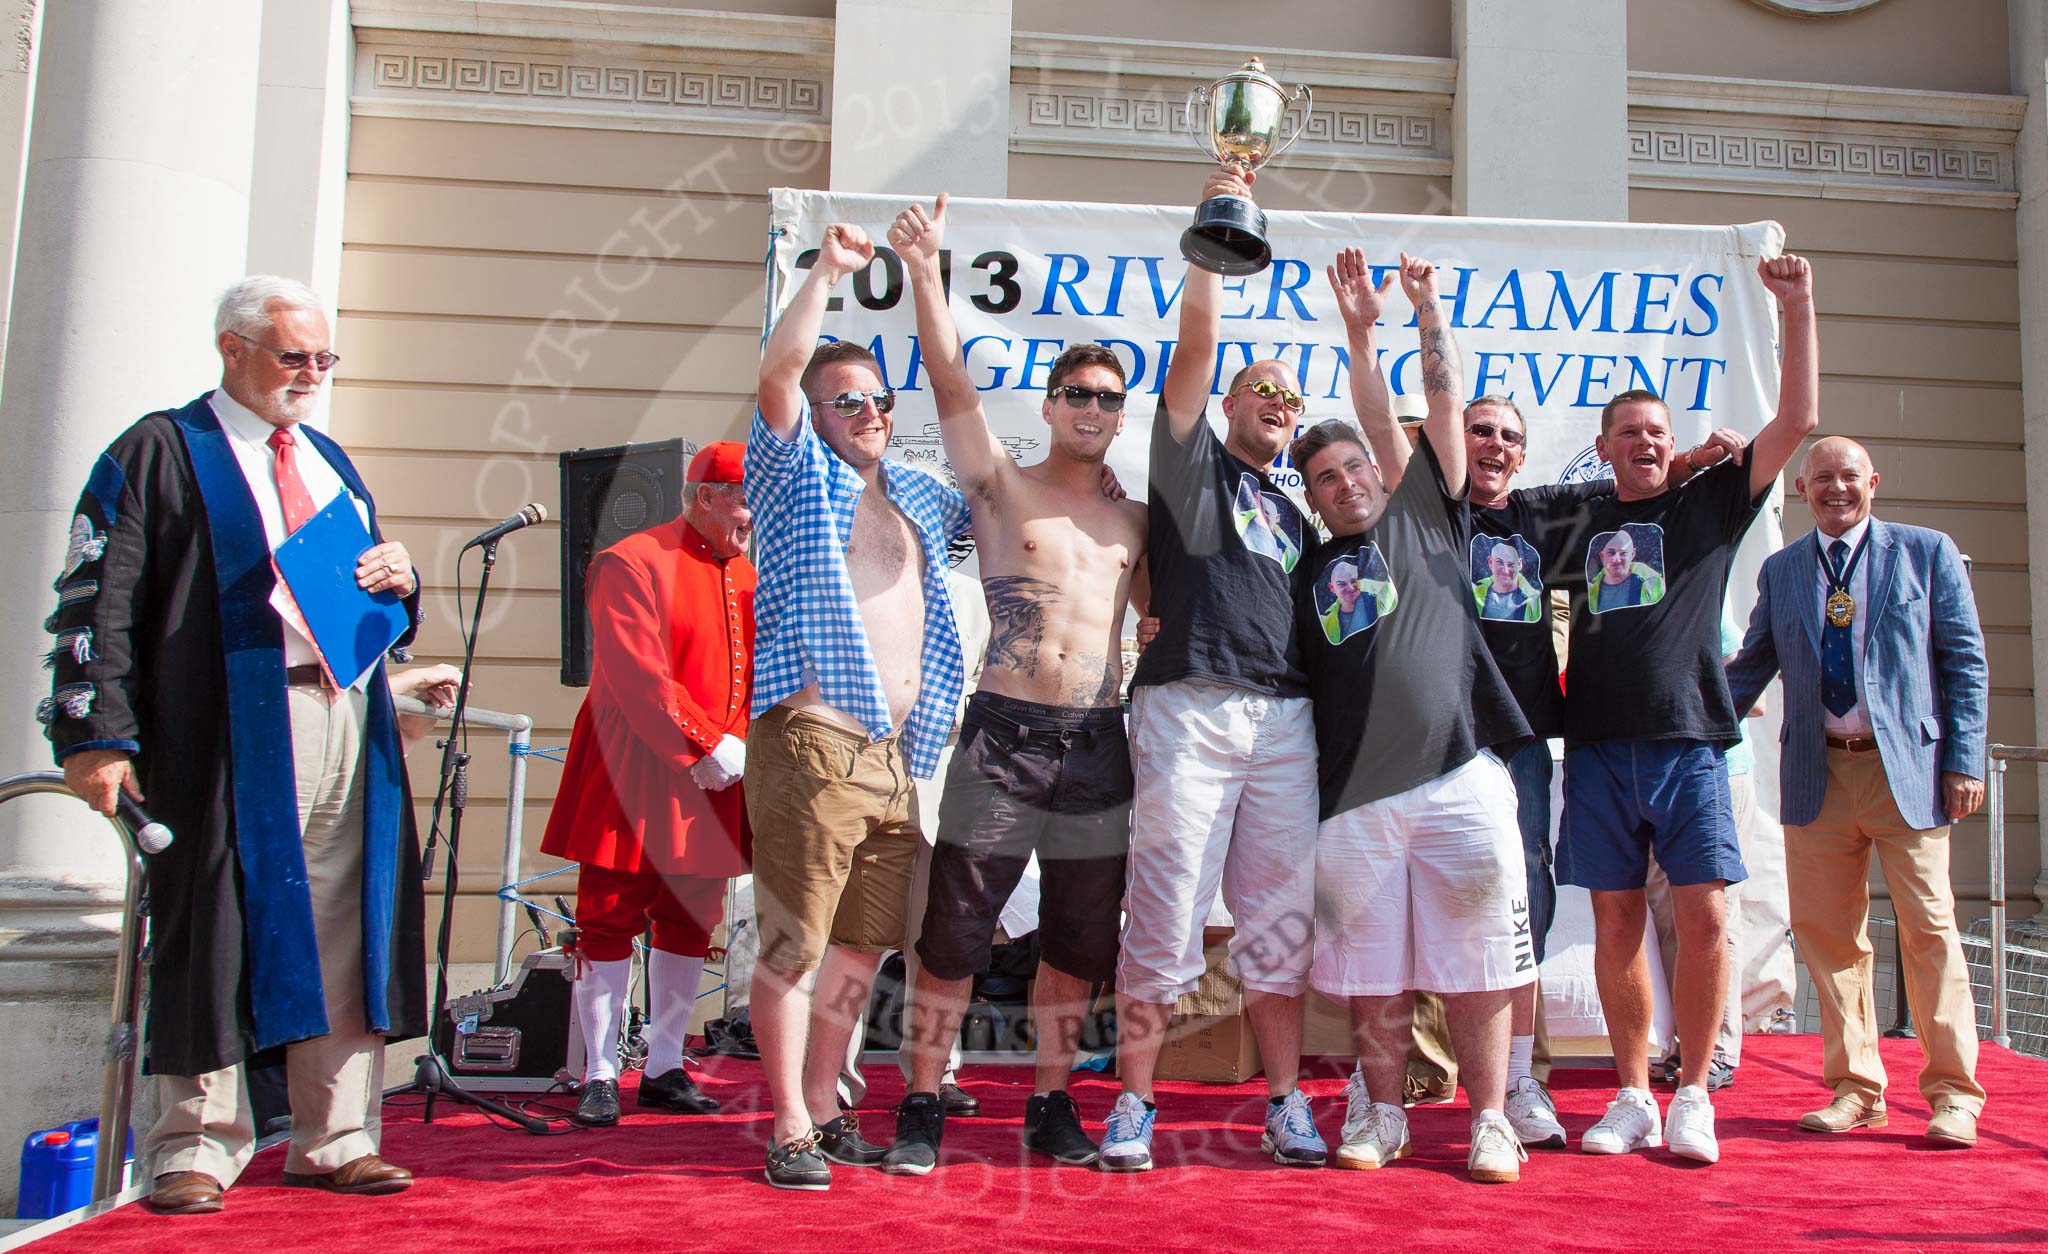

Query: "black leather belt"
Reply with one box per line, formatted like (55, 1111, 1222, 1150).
(1825, 734, 1879, 753)
(284, 664, 326, 686)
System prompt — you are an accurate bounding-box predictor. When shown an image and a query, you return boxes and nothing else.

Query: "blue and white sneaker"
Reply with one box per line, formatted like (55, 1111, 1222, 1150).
(1098, 1092, 1156, 1173)
(1261, 1089, 1327, 1168)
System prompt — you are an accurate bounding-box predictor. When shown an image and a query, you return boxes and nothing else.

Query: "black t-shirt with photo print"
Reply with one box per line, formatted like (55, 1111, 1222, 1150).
(1553, 455, 1765, 748)
(1132, 399, 1309, 698)
(1299, 435, 1530, 821)
(1472, 480, 1613, 739)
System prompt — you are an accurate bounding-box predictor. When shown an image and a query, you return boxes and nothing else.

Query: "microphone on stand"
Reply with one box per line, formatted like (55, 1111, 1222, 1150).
(460, 503, 547, 551)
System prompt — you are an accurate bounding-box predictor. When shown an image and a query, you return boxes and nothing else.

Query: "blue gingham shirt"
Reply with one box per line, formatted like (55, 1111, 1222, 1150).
(746, 409, 972, 778)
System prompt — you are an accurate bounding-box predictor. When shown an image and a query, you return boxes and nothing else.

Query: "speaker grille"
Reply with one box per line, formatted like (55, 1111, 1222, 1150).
(557, 439, 693, 686)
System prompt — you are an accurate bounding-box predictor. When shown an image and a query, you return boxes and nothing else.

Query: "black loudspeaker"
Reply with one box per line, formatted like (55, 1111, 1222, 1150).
(558, 438, 696, 686)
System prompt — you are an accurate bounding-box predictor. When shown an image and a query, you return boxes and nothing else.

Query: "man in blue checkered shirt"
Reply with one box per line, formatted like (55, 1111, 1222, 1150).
(744, 220, 973, 1192)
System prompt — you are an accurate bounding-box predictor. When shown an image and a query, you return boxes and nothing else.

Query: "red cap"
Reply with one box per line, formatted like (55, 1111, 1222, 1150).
(687, 440, 745, 484)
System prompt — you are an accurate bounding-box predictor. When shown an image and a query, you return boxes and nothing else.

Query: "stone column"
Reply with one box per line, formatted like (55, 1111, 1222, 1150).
(1452, 0, 1629, 221)
(0, 1, 44, 394)
(0, 0, 262, 1204)
(829, 0, 1012, 197)
(2011, 0, 2048, 920)
(248, 0, 351, 304)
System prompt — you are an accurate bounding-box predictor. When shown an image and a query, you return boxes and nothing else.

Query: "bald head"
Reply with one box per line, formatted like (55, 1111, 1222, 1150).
(1796, 435, 1881, 538)
(1801, 436, 1873, 479)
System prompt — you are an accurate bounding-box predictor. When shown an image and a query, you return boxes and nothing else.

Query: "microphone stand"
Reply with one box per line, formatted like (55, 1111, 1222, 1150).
(413, 536, 548, 1133)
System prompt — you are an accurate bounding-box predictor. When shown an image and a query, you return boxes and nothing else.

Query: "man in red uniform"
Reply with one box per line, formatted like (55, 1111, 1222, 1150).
(540, 441, 756, 1127)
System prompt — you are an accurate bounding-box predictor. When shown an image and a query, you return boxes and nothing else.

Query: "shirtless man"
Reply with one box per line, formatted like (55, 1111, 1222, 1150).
(878, 196, 1148, 1174)
(746, 221, 975, 1191)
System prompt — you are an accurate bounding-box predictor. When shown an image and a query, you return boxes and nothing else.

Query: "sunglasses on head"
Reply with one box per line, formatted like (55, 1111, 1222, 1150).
(814, 388, 896, 418)
(1466, 421, 1525, 448)
(1237, 378, 1305, 411)
(1047, 383, 1127, 413)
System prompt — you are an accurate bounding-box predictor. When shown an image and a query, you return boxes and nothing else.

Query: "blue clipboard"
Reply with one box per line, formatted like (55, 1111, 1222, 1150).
(273, 492, 409, 689)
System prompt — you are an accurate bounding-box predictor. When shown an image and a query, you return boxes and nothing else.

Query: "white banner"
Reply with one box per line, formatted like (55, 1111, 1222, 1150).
(767, 189, 1785, 502)
(764, 189, 1797, 1027)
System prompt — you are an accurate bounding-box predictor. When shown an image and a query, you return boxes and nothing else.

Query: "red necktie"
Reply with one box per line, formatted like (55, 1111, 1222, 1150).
(266, 425, 336, 687)
(268, 426, 321, 534)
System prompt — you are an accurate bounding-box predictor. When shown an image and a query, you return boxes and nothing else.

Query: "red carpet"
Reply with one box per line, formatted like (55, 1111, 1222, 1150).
(27, 1035, 2048, 1252)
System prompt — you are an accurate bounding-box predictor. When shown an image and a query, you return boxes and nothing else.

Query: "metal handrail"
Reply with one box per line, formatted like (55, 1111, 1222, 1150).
(1982, 744, 2048, 1050)
(392, 696, 536, 983)
(0, 771, 165, 1203)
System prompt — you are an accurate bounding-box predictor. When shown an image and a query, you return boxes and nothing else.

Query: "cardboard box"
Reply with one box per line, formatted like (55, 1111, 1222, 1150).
(1154, 1012, 1262, 1083)
(1300, 990, 1355, 1060)
(1145, 927, 1265, 1083)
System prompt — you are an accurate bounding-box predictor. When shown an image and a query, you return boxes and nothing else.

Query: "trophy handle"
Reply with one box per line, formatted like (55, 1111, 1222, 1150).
(1263, 83, 1315, 164)
(1184, 84, 1219, 162)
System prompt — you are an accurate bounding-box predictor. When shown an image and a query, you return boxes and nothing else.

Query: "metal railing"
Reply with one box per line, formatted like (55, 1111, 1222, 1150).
(1983, 743, 2048, 1050)
(391, 696, 536, 983)
(0, 771, 166, 1203)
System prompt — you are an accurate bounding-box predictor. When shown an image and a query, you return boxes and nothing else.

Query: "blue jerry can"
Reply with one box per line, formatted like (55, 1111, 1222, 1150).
(16, 1118, 133, 1220)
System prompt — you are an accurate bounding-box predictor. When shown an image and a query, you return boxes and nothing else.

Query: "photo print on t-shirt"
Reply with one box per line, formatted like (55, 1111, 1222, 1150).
(1584, 522, 1667, 614)
(1470, 533, 1545, 624)
(1313, 542, 1398, 644)
(1233, 473, 1302, 573)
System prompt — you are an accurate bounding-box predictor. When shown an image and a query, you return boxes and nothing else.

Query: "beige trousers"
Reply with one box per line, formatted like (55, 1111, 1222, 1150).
(146, 685, 386, 1183)
(1789, 746, 1984, 1113)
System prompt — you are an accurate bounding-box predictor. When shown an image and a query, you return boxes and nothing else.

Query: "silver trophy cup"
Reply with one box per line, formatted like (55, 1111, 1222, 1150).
(1181, 57, 1312, 276)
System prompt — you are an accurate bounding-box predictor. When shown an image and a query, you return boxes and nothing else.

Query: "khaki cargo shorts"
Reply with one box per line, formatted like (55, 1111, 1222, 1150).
(745, 705, 922, 972)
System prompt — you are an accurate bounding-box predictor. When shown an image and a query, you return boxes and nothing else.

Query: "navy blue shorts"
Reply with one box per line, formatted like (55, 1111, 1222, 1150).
(1556, 739, 1747, 892)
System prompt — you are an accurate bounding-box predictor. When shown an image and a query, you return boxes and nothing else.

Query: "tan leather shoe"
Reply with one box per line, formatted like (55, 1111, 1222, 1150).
(281, 1154, 414, 1195)
(149, 1171, 224, 1214)
(1797, 1094, 1888, 1133)
(1925, 1103, 1979, 1148)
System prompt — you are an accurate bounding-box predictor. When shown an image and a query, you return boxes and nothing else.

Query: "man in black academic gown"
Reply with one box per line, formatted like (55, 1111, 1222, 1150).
(46, 275, 427, 1215)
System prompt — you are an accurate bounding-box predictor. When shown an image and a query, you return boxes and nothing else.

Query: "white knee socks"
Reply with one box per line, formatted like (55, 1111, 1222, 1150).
(575, 957, 632, 1083)
(644, 950, 706, 1078)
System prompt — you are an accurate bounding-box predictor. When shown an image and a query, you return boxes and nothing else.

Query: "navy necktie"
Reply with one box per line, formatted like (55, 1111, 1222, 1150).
(1821, 538, 1856, 717)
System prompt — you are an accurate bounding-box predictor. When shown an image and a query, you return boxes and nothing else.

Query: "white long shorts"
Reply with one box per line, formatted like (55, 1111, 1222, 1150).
(1116, 679, 1319, 1003)
(1311, 752, 1535, 998)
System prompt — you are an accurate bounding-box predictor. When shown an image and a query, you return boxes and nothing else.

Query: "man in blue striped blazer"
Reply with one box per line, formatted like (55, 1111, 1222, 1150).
(1726, 435, 1987, 1148)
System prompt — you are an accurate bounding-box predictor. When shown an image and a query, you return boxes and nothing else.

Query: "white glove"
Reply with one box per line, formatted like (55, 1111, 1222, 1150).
(690, 734, 746, 791)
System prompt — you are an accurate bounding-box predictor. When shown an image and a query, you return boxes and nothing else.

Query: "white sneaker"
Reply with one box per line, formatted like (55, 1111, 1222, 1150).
(1334, 1070, 1411, 1170)
(1665, 1084, 1720, 1164)
(1504, 1076, 1567, 1150)
(1097, 1092, 1156, 1173)
(1468, 1109, 1528, 1184)
(1581, 1088, 1662, 1155)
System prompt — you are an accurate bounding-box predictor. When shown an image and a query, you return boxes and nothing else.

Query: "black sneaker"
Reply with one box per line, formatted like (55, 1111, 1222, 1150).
(766, 1132, 831, 1192)
(814, 1112, 886, 1167)
(940, 1081, 980, 1117)
(881, 1092, 945, 1176)
(639, 1068, 720, 1115)
(1023, 1091, 1099, 1166)
(573, 1078, 620, 1127)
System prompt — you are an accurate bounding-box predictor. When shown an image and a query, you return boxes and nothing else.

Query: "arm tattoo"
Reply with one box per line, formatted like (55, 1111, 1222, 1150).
(983, 575, 1059, 677)
(1418, 319, 1456, 402)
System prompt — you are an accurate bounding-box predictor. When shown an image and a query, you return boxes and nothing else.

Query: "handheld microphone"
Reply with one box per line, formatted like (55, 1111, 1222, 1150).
(461, 503, 547, 551)
(115, 793, 173, 855)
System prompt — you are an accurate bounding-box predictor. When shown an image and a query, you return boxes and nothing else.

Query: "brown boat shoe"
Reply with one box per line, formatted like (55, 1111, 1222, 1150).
(281, 1154, 415, 1195)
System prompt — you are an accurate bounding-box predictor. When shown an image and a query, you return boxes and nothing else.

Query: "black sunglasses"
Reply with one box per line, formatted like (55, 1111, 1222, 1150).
(1466, 421, 1525, 448)
(1047, 384, 1127, 413)
(814, 389, 896, 418)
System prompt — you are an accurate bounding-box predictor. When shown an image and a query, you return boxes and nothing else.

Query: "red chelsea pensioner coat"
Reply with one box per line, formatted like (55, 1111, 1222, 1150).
(540, 518, 756, 876)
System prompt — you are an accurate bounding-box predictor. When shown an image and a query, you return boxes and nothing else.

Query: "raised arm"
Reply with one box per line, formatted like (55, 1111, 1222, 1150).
(890, 194, 1007, 500)
(1160, 168, 1252, 440)
(1403, 253, 1467, 497)
(1328, 247, 1404, 483)
(1747, 253, 1819, 499)
(758, 223, 875, 440)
